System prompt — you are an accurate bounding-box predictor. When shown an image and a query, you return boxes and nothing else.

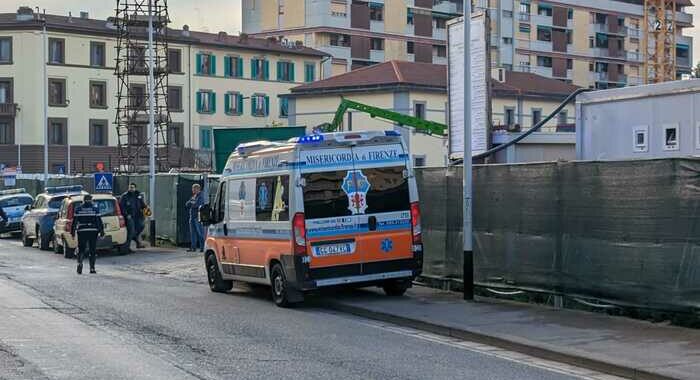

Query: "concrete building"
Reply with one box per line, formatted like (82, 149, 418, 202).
(284, 60, 578, 166)
(242, 0, 462, 75)
(0, 8, 327, 174)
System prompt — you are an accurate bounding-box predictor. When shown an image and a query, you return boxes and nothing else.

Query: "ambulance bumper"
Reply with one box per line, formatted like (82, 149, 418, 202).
(314, 270, 414, 287)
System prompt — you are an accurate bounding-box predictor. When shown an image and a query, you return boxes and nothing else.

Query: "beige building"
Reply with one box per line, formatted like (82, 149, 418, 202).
(285, 60, 578, 166)
(0, 8, 327, 173)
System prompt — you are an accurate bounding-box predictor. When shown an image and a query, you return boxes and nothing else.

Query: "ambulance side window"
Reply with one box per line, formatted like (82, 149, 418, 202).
(226, 179, 255, 222)
(217, 181, 227, 222)
(255, 175, 289, 222)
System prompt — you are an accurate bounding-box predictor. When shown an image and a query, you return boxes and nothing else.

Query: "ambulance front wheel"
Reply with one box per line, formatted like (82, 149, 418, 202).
(206, 254, 232, 293)
(382, 279, 411, 297)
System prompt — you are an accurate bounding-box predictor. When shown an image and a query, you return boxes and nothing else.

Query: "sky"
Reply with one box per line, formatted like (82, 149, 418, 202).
(2, 1, 700, 66)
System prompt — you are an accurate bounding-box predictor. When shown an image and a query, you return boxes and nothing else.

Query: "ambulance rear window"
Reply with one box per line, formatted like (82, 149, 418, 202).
(302, 166, 409, 219)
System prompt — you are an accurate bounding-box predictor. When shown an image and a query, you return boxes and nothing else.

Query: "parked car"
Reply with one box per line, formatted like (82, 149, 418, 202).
(0, 188, 33, 235)
(21, 185, 87, 250)
(53, 194, 129, 258)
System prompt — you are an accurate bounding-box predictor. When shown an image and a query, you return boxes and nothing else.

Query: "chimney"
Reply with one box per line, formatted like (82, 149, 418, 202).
(181, 24, 190, 37)
(80, 11, 89, 19)
(239, 33, 248, 43)
(295, 40, 303, 49)
(266, 36, 277, 45)
(16, 6, 34, 21)
(217, 31, 227, 41)
(491, 67, 507, 83)
(68, 11, 73, 23)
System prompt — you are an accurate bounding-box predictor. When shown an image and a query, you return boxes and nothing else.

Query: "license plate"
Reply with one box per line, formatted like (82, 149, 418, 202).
(311, 240, 356, 257)
(8, 217, 19, 224)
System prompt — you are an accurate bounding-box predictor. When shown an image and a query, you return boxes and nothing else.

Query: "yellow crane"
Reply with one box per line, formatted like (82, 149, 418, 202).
(643, 0, 677, 83)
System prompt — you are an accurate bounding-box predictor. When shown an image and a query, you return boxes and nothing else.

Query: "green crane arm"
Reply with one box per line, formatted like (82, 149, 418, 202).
(319, 98, 447, 136)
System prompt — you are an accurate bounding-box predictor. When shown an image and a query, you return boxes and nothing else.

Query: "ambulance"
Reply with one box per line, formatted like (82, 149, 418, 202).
(200, 130, 423, 307)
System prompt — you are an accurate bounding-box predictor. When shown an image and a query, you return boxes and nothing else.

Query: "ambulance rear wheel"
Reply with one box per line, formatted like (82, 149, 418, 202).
(63, 238, 75, 259)
(382, 279, 411, 297)
(206, 254, 232, 293)
(21, 227, 33, 247)
(37, 227, 51, 251)
(270, 263, 291, 308)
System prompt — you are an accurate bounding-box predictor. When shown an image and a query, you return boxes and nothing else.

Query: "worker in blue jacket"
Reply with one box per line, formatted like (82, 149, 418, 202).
(71, 194, 105, 274)
(185, 183, 205, 252)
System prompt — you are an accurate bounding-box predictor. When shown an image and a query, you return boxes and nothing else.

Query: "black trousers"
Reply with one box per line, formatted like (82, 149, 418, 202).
(77, 231, 98, 269)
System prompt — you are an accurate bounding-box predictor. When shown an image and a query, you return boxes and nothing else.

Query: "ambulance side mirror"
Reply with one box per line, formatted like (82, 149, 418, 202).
(198, 204, 213, 226)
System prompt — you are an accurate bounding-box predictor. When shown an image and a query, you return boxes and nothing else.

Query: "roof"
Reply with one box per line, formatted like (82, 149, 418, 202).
(577, 78, 700, 105)
(291, 61, 579, 100)
(0, 12, 327, 57)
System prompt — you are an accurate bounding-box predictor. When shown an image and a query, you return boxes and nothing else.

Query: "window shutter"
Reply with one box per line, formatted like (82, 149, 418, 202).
(251, 59, 257, 78)
(224, 57, 231, 77)
(237, 94, 243, 113)
(210, 92, 216, 113)
(276, 61, 282, 81)
(196, 92, 202, 112)
(210, 55, 216, 75)
(224, 93, 230, 113)
(289, 63, 295, 82)
(195, 54, 202, 75)
(237, 57, 243, 78)
(251, 96, 257, 115)
(264, 96, 270, 116)
(263, 60, 269, 80)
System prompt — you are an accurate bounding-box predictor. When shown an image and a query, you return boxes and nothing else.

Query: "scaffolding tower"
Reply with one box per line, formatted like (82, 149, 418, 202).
(643, 0, 677, 84)
(114, 0, 171, 172)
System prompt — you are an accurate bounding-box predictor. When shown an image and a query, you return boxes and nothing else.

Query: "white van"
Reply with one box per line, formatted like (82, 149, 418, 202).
(200, 130, 424, 307)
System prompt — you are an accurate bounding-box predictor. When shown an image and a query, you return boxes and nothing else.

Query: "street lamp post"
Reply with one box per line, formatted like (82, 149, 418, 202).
(462, 0, 474, 301)
(42, 10, 48, 184)
(147, 0, 156, 246)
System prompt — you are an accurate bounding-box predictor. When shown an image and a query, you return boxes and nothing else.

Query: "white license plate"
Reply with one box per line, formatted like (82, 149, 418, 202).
(311, 241, 356, 257)
(8, 217, 20, 224)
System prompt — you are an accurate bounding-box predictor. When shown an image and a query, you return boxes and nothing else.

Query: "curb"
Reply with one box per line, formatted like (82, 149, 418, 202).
(325, 300, 679, 380)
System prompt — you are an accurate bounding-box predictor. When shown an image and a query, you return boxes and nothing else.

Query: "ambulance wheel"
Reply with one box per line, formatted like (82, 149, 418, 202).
(53, 236, 63, 255)
(21, 227, 33, 247)
(270, 263, 293, 308)
(382, 279, 411, 297)
(206, 254, 232, 293)
(63, 239, 75, 259)
(37, 227, 51, 251)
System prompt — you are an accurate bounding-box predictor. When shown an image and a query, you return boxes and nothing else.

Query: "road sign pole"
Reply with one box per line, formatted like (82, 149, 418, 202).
(463, 2, 474, 301)
(147, 0, 156, 247)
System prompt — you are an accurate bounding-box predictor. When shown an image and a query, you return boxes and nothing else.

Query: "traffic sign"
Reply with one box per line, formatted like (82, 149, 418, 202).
(94, 172, 113, 193)
(96, 162, 105, 172)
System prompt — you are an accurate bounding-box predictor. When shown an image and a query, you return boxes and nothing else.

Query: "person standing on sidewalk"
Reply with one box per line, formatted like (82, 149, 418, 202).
(119, 183, 147, 250)
(185, 183, 205, 252)
(71, 194, 104, 274)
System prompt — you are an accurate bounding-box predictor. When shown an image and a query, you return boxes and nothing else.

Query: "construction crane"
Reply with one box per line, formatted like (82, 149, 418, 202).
(643, 0, 677, 83)
(316, 98, 447, 136)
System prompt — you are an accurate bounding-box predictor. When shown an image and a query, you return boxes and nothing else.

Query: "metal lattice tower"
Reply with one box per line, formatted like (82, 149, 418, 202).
(114, 0, 171, 172)
(643, 0, 677, 84)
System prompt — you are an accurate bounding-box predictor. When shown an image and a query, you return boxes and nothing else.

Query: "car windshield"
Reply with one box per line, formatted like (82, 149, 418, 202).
(72, 199, 117, 217)
(0, 196, 32, 208)
(48, 196, 67, 209)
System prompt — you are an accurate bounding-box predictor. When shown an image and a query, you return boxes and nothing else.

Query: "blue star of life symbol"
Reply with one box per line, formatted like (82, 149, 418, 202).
(381, 238, 393, 253)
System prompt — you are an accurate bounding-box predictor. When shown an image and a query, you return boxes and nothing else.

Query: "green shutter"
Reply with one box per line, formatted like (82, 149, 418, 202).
(210, 55, 216, 75)
(224, 93, 230, 113)
(224, 57, 231, 77)
(289, 62, 295, 82)
(251, 59, 257, 78)
(195, 54, 202, 75)
(263, 60, 269, 80)
(276, 61, 282, 81)
(210, 92, 216, 113)
(251, 96, 257, 115)
(237, 57, 243, 78)
(264, 96, 270, 116)
(237, 94, 243, 114)
(196, 92, 202, 112)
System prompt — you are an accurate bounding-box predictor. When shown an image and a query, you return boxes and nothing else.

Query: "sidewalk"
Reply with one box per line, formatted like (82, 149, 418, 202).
(325, 286, 700, 380)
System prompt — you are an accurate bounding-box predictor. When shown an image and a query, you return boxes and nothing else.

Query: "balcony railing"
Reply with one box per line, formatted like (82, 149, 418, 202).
(592, 47, 626, 59)
(592, 23, 628, 36)
(0, 103, 17, 117)
(518, 13, 530, 22)
(591, 71, 627, 83)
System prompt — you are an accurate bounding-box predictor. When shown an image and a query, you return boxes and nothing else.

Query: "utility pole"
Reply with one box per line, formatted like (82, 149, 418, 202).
(462, 1, 474, 301)
(42, 10, 48, 184)
(147, 0, 156, 246)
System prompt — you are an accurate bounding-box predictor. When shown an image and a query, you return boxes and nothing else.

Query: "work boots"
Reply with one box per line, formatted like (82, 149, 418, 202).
(77, 263, 83, 275)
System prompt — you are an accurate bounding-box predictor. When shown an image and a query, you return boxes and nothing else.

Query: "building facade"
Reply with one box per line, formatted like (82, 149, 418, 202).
(0, 8, 326, 174)
(242, 0, 462, 76)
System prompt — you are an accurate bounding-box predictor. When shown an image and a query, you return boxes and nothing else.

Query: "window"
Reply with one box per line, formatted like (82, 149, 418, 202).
(503, 37, 513, 45)
(225, 92, 243, 115)
(0, 121, 13, 144)
(414, 101, 426, 119)
(251, 94, 269, 117)
(224, 56, 243, 78)
(435, 17, 447, 29)
(128, 125, 146, 145)
(168, 122, 184, 147)
(0, 79, 13, 104)
(90, 42, 105, 67)
(48, 118, 67, 145)
(538, 4, 552, 16)
(167, 86, 183, 112)
(537, 26, 552, 42)
(370, 38, 384, 51)
(532, 109, 542, 127)
(196, 53, 215, 75)
(502, 10, 513, 18)
(505, 107, 515, 125)
(519, 23, 531, 33)
(369, 3, 384, 21)
(407, 41, 415, 54)
(595, 33, 608, 48)
(48, 78, 66, 106)
(255, 176, 290, 222)
(0, 37, 12, 63)
(200, 127, 212, 150)
(568, 9, 574, 19)
(537, 56, 552, 67)
(663, 124, 679, 151)
(129, 84, 146, 109)
(168, 49, 182, 73)
(89, 81, 107, 108)
(304, 63, 315, 83)
(329, 33, 350, 47)
(197, 91, 216, 114)
(407, 9, 414, 25)
(279, 97, 289, 118)
(434, 45, 447, 57)
(567, 59, 573, 70)
(277, 61, 295, 81)
(413, 156, 426, 167)
(633, 125, 648, 152)
(557, 110, 568, 125)
(251, 58, 269, 80)
(89, 119, 108, 146)
(48, 38, 64, 64)
(520, 2, 531, 14)
(129, 45, 146, 72)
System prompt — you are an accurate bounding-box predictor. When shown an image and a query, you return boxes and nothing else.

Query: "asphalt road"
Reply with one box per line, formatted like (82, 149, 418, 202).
(0, 236, 617, 380)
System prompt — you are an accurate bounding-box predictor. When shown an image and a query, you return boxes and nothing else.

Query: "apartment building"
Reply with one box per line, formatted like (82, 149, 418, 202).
(484, 0, 694, 88)
(0, 8, 326, 173)
(242, 0, 463, 76)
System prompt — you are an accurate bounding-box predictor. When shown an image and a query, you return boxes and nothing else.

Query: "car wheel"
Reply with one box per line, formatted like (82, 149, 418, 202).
(63, 238, 75, 259)
(21, 226, 33, 247)
(37, 227, 51, 251)
(206, 254, 232, 293)
(53, 235, 64, 255)
(270, 263, 294, 308)
(117, 242, 131, 255)
(382, 279, 411, 297)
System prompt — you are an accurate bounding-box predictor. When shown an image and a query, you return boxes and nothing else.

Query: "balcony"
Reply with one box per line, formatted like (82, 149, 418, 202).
(319, 45, 351, 60)
(518, 13, 530, 22)
(627, 51, 642, 62)
(675, 10, 693, 26)
(432, 0, 460, 14)
(370, 20, 384, 33)
(591, 71, 627, 84)
(432, 55, 447, 65)
(677, 56, 691, 68)
(433, 27, 446, 40)
(406, 24, 415, 36)
(592, 47, 626, 59)
(627, 76, 643, 86)
(518, 39, 553, 52)
(628, 27, 641, 39)
(369, 49, 385, 62)
(592, 23, 627, 36)
(0, 103, 17, 117)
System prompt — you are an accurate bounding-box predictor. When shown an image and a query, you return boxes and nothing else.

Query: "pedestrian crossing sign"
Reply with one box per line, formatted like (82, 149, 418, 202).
(94, 173, 113, 193)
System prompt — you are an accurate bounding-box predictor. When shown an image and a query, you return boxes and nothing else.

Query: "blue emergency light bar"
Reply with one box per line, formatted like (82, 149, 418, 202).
(45, 185, 83, 194)
(0, 188, 27, 196)
(297, 134, 324, 144)
(385, 130, 401, 137)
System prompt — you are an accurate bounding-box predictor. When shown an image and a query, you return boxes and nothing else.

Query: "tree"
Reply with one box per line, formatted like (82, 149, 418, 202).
(693, 62, 700, 78)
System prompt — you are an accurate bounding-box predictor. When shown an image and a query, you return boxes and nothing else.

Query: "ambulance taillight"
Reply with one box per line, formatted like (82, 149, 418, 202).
(292, 213, 307, 255)
(410, 202, 422, 247)
(66, 204, 75, 233)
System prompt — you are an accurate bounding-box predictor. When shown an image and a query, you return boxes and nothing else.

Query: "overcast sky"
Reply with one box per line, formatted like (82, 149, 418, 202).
(3, 1, 700, 67)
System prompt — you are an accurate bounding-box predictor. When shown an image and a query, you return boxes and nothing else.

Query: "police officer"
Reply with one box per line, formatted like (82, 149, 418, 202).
(71, 194, 104, 275)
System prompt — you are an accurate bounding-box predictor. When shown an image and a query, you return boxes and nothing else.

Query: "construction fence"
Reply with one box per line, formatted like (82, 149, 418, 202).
(418, 158, 700, 313)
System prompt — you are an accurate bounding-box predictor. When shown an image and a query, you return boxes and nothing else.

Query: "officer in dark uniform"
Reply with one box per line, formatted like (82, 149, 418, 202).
(71, 194, 104, 274)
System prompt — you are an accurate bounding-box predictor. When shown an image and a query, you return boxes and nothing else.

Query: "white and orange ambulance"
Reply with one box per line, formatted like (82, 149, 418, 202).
(200, 130, 423, 307)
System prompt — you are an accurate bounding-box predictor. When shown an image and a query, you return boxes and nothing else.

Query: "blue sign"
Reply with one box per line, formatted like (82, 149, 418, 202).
(381, 238, 394, 253)
(94, 172, 113, 193)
